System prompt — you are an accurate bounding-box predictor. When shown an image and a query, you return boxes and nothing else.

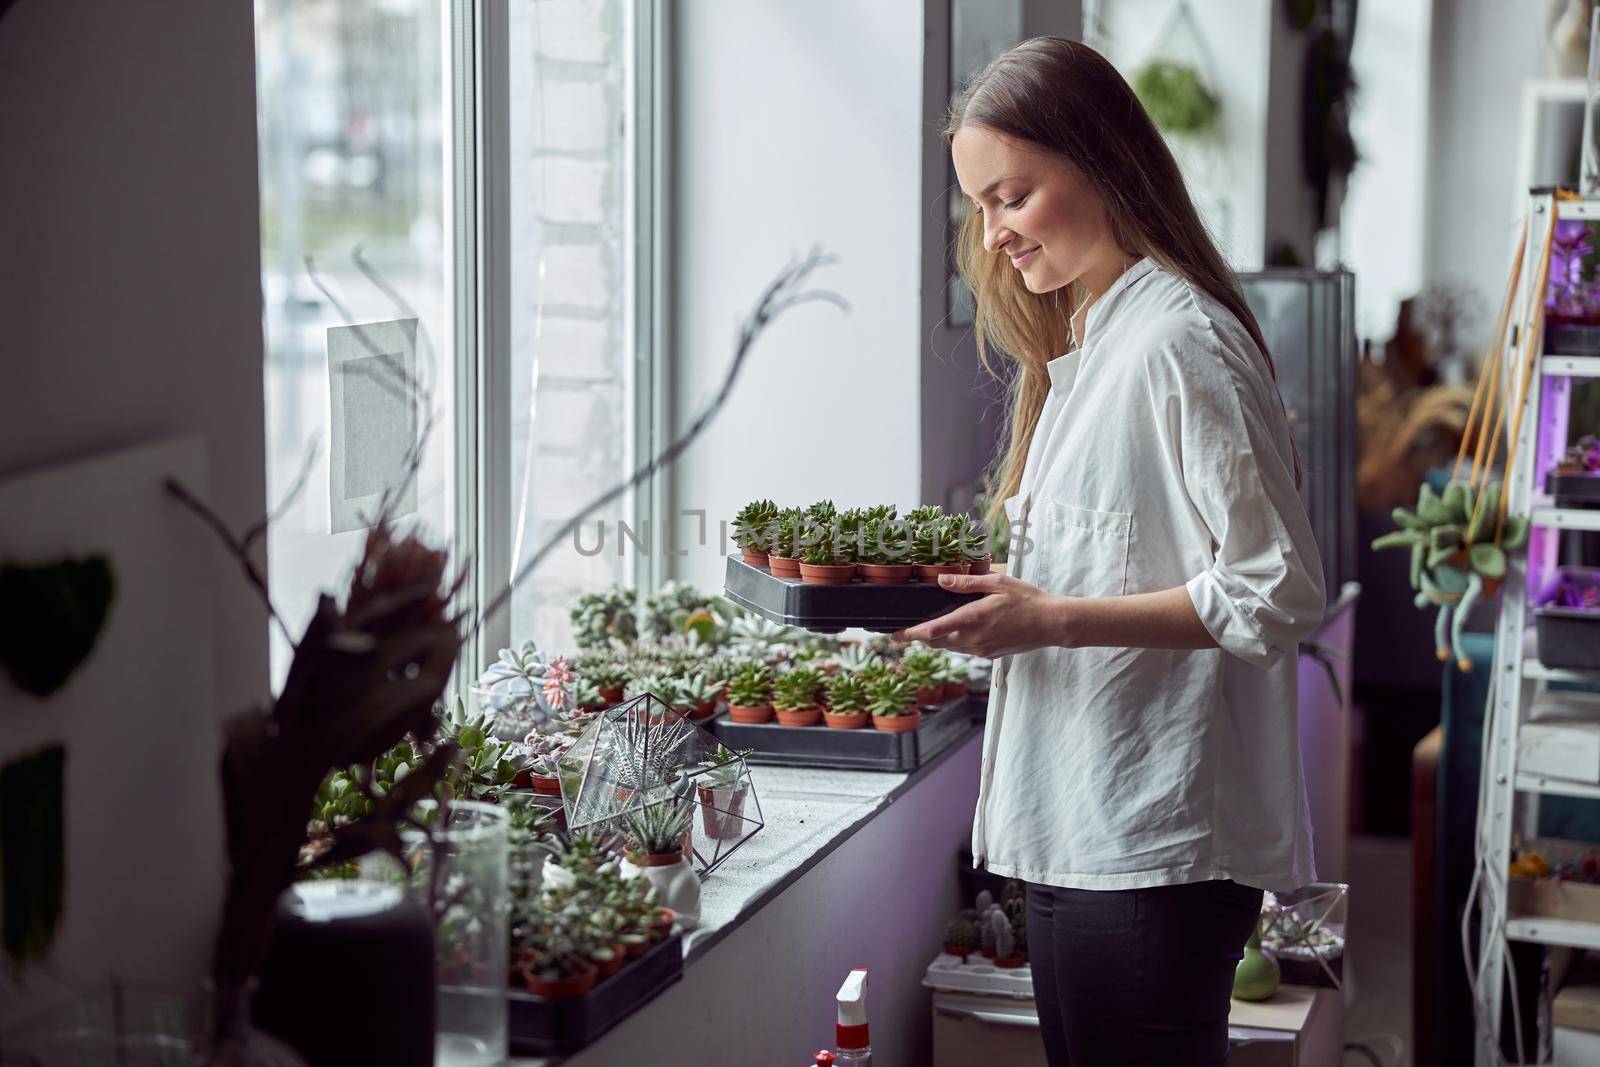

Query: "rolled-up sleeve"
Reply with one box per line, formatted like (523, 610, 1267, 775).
(1162, 324, 1326, 668)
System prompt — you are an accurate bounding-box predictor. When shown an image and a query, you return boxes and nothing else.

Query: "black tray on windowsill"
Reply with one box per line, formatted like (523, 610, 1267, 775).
(722, 556, 980, 634)
(507, 931, 683, 1056)
(711, 697, 978, 772)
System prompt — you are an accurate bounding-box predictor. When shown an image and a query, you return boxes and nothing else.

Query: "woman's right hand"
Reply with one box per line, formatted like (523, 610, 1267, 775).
(891, 572, 1068, 658)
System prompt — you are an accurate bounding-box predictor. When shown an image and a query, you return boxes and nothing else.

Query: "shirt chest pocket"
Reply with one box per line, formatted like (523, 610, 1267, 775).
(1030, 497, 1132, 598)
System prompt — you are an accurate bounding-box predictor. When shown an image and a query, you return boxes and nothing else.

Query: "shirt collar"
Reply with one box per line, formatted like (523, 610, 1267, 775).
(1080, 257, 1157, 349)
(1045, 350, 1079, 392)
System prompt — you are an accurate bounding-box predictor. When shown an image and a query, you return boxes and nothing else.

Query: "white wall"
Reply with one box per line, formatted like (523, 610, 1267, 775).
(1423, 0, 1546, 353)
(0, 0, 266, 1005)
(1094, 0, 1273, 269)
(1342, 0, 1434, 343)
(668, 0, 927, 590)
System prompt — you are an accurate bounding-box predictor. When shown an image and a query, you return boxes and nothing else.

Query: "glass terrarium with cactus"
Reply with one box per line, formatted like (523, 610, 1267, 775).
(771, 666, 823, 727)
(726, 661, 775, 723)
(867, 669, 921, 733)
(733, 498, 781, 565)
(823, 671, 871, 729)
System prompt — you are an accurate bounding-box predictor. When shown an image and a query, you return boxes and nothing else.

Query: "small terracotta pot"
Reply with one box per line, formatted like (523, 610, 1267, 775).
(915, 563, 968, 583)
(626, 846, 685, 868)
(980, 946, 996, 960)
(649, 907, 677, 940)
(600, 685, 624, 705)
(591, 945, 626, 978)
(767, 554, 802, 579)
(966, 555, 993, 576)
(994, 954, 1025, 970)
(775, 705, 822, 727)
(856, 562, 914, 585)
(944, 943, 973, 960)
(872, 709, 922, 732)
(521, 958, 598, 998)
(914, 685, 944, 707)
(689, 700, 719, 721)
(741, 547, 770, 566)
(727, 703, 774, 724)
(942, 681, 969, 701)
(622, 935, 650, 959)
(531, 773, 561, 797)
(823, 709, 870, 730)
(799, 561, 856, 585)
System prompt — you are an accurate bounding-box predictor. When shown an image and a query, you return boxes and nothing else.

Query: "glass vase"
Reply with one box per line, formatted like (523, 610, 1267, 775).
(397, 800, 509, 1067)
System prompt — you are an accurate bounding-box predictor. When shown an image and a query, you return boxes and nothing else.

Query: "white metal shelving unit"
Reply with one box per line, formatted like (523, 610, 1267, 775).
(1475, 194, 1600, 1065)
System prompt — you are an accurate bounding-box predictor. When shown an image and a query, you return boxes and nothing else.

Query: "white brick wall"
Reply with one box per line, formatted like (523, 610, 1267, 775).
(509, 0, 632, 651)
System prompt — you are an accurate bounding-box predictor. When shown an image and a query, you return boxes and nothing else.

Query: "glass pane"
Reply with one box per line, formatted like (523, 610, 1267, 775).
(505, 0, 637, 649)
(255, 0, 457, 687)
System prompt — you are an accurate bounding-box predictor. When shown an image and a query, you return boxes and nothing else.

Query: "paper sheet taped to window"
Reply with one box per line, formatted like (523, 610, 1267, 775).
(326, 318, 418, 534)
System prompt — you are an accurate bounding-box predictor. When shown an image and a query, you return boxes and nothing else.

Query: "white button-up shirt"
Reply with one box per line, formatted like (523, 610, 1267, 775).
(972, 259, 1326, 893)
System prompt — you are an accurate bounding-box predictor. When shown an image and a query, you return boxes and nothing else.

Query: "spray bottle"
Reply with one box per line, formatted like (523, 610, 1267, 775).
(834, 968, 871, 1065)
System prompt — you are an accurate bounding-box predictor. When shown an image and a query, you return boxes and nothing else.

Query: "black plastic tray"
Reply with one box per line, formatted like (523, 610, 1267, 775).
(712, 699, 977, 771)
(1548, 470, 1600, 509)
(508, 932, 683, 1056)
(1549, 323, 1600, 356)
(1535, 608, 1600, 672)
(723, 557, 980, 634)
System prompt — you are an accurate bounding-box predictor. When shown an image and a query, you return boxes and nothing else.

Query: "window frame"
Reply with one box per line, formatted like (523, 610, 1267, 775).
(460, 0, 662, 675)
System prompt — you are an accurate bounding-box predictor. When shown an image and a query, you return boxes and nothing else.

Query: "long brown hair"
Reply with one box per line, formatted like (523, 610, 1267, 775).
(944, 37, 1289, 520)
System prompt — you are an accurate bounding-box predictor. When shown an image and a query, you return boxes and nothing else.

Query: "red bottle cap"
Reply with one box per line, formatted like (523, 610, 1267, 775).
(814, 1051, 836, 1066)
(836, 1022, 870, 1050)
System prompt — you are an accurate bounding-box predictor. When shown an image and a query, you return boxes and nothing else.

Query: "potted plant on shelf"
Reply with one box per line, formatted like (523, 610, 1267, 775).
(899, 647, 945, 707)
(522, 731, 569, 796)
(991, 911, 1024, 969)
(678, 671, 724, 721)
(937, 652, 971, 702)
(910, 518, 968, 583)
(772, 666, 824, 727)
(514, 923, 600, 998)
(693, 743, 753, 840)
(857, 517, 914, 585)
(868, 669, 921, 732)
(617, 782, 702, 929)
(823, 671, 871, 729)
(767, 507, 805, 579)
(733, 498, 781, 566)
(906, 504, 944, 525)
(582, 660, 628, 706)
(726, 661, 775, 723)
(944, 916, 978, 960)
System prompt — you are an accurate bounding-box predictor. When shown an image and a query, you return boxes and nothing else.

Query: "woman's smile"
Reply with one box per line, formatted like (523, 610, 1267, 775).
(1009, 245, 1040, 269)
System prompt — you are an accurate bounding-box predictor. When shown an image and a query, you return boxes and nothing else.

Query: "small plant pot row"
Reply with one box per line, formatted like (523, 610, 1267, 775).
(732, 499, 999, 586)
(727, 703, 923, 732)
(512, 906, 678, 998)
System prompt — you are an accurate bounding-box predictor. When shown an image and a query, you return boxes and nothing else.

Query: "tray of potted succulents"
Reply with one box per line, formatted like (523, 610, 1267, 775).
(507, 829, 684, 1055)
(711, 654, 977, 771)
(923, 883, 1032, 996)
(1548, 433, 1600, 508)
(725, 500, 995, 633)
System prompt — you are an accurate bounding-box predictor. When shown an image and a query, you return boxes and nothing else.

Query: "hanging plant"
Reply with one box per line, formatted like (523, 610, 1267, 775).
(1132, 60, 1219, 136)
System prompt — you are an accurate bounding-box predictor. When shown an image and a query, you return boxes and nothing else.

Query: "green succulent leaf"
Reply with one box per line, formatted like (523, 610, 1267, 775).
(1501, 515, 1530, 551)
(1409, 541, 1425, 590)
(1467, 482, 1502, 542)
(1469, 542, 1506, 579)
(1390, 507, 1425, 531)
(1372, 530, 1422, 551)
(1416, 484, 1450, 526)
(1442, 482, 1469, 524)
(1428, 525, 1464, 553)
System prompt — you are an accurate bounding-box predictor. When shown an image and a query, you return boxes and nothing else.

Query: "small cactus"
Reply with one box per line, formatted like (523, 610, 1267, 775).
(991, 910, 1015, 960)
(975, 889, 993, 913)
(1002, 879, 1025, 906)
(944, 917, 977, 956)
(979, 909, 999, 955)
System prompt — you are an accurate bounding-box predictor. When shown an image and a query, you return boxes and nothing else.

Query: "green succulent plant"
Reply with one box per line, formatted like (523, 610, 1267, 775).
(909, 519, 962, 565)
(1371, 479, 1531, 669)
(1131, 60, 1219, 135)
(825, 672, 870, 715)
(694, 743, 752, 789)
(945, 916, 977, 952)
(770, 508, 804, 558)
(570, 584, 639, 649)
(860, 517, 912, 565)
(867, 669, 917, 717)
(772, 666, 823, 711)
(677, 671, 724, 707)
(727, 661, 774, 706)
(616, 780, 696, 857)
(733, 498, 781, 553)
(906, 504, 944, 525)
(833, 644, 881, 674)
(899, 648, 941, 692)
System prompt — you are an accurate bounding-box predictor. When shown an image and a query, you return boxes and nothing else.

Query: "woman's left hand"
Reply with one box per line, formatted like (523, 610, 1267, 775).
(891, 572, 1068, 658)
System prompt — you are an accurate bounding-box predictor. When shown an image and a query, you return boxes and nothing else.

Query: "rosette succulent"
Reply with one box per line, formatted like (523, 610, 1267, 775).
(727, 661, 774, 707)
(570, 584, 639, 649)
(825, 672, 869, 715)
(867, 669, 917, 717)
(772, 666, 823, 711)
(733, 498, 781, 553)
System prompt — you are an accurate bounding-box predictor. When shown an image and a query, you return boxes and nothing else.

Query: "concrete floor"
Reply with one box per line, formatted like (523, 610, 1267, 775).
(1343, 834, 1414, 1065)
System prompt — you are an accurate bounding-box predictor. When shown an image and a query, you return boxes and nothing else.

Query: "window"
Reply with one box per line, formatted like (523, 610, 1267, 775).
(255, 0, 653, 683)
(256, 0, 461, 685)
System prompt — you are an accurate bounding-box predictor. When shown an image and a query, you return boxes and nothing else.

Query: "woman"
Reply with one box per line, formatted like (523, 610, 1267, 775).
(895, 38, 1326, 1066)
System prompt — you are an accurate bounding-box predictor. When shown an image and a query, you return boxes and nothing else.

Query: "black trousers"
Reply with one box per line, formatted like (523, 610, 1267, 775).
(1026, 879, 1263, 1066)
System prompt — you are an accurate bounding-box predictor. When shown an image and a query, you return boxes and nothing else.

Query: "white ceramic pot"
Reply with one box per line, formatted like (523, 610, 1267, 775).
(620, 852, 701, 929)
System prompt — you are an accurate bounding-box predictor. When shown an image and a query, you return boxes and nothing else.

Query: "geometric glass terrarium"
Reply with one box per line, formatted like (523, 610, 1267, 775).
(557, 693, 763, 877)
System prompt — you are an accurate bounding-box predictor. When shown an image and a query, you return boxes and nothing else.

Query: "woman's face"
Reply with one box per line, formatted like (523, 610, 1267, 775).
(950, 124, 1121, 295)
